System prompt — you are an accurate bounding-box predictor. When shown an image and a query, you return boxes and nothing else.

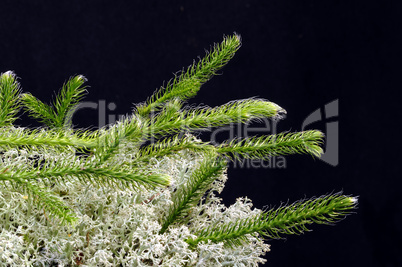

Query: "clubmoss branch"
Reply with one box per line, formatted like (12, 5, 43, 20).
(218, 130, 324, 160)
(136, 134, 215, 163)
(23, 181, 78, 224)
(0, 71, 22, 126)
(0, 164, 171, 189)
(160, 153, 227, 234)
(186, 194, 357, 247)
(137, 34, 241, 116)
(20, 75, 87, 129)
(0, 127, 96, 149)
(147, 99, 285, 139)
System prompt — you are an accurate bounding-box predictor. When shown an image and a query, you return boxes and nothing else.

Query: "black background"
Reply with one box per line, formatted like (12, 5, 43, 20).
(1, 1, 400, 266)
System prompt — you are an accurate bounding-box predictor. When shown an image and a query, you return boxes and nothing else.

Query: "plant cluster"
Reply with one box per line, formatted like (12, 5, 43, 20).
(0, 34, 356, 266)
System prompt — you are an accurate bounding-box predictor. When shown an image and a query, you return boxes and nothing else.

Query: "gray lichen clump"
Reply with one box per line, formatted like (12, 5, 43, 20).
(0, 34, 356, 266)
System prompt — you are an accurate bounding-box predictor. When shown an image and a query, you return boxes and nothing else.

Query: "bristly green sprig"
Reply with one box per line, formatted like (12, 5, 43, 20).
(20, 75, 87, 129)
(0, 127, 96, 149)
(137, 34, 241, 116)
(186, 193, 357, 247)
(135, 134, 215, 163)
(0, 160, 171, 189)
(148, 99, 285, 139)
(92, 114, 148, 166)
(23, 181, 78, 224)
(218, 130, 324, 160)
(53, 75, 88, 128)
(0, 71, 22, 126)
(160, 153, 227, 234)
